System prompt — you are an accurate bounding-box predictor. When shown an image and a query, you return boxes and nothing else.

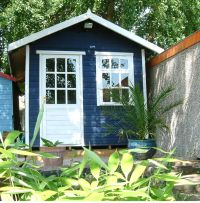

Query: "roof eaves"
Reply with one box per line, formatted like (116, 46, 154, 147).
(8, 11, 164, 54)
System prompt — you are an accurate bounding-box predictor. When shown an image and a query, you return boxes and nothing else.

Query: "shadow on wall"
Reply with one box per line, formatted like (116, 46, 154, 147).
(150, 43, 200, 159)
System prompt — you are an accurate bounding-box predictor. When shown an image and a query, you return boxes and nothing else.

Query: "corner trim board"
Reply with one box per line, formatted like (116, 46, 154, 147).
(141, 49, 147, 105)
(25, 45, 30, 145)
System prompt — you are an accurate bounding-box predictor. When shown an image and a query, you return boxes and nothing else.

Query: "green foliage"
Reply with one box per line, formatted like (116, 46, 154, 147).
(41, 138, 63, 147)
(0, 134, 196, 201)
(0, 0, 200, 72)
(103, 84, 182, 140)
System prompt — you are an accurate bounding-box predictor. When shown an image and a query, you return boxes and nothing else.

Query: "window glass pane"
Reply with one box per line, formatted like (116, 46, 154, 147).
(121, 74, 129, 87)
(67, 74, 76, 88)
(68, 90, 76, 104)
(102, 59, 109, 69)
(102, 73, 110, 88)
(46, 90, 55, 104)
(112, 89, 120, 102)
(46, 74, 55, 88)
(103, 89, 111, 102)
(46, 58, 55, 72)
(57, 58, 65, 72)
(67, 58, 76, 72)
(120, 59, 128, 69)
(57, 74, 65, 88)
(122, 89, 129, 101)
(57, 90, 66, 104)
(111, 73, 119, 87)
(111, 58, 119, 69)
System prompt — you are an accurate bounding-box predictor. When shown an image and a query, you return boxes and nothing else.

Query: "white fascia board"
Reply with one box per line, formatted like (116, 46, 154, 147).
(89, 13, 164, 54)
(8, 11, 164, 54)
(8, 13, 89, 52)
(36, 50, 86, 55)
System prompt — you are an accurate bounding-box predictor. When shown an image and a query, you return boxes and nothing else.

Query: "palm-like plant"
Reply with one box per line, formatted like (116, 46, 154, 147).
(103, 84, 182, 140)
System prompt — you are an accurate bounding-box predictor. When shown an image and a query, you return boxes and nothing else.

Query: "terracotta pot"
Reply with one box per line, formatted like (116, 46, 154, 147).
(40, 147, 66, 171)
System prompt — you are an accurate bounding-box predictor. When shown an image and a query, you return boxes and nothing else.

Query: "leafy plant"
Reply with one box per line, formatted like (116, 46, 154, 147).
(103, 84, 182, 140)
(41, 138, 63, 147)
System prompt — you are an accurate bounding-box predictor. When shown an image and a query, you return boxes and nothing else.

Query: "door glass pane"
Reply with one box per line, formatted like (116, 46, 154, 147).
(103, 89, 111, 102)
(46, 74, 55, 88)
(122, 89, 129, 101)
(67, 74, 76, 88)
(102, 73, 110, 88)
(111, 73, 119, 87)
(57, 58, 65, 72)
(120, 59, 128, 69)
(68, 90, 76, 104)
(57, 74, 66, 88)
(57, 90, 66, 104)
(111, 58, 119, 69)
(46, 90, 55, 104)
(112, 89, 120, 102)
(67, 58, 76, 72)
(46, 58, 55, 72)
(121, 73, 129, 87)
(102, 59, 109, 69)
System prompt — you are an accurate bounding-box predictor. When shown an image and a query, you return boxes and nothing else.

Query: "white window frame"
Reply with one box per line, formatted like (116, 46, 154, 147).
(95, 51, 134, 106)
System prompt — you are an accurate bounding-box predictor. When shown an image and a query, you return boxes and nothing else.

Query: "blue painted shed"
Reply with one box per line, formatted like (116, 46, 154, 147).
(0, 72, 16, 133)
(8, 10, 164, 147)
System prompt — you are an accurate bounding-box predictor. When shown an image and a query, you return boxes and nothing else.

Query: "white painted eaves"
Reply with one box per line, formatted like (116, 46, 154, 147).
(8, 9, 164, 53)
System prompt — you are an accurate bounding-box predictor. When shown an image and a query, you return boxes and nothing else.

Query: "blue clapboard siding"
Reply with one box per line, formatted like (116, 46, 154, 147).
(0, 77, 13, 132)
(29, 21, 144, 146)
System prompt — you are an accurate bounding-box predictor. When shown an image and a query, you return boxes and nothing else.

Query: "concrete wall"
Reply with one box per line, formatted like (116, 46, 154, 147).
(149, 42, 200, 159)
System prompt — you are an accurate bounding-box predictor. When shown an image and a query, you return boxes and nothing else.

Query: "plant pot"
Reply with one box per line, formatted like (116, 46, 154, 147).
(128, 139, 156, 160)
(40, 146, 66, 171)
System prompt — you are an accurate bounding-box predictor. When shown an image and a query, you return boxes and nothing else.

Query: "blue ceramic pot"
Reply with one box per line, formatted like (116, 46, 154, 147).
(128, 139, 156, 160)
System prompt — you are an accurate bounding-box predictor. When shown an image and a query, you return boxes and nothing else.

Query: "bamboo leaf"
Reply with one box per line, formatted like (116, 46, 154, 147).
(108, 151, 120, 174)
(37, 151, 58, 158)
(107, 175, 118, 185)
(121, 153, 133, 179)
(0, 161, 13, 168)
(148, 159, 168, 169)
(91, 180, 98, 189)
(129, 161, 147, 184)
(8, 148, 38, 156)
(4, 131, 21, 148)
(30, 101, 44, 148)
(78, 154, 87, 177)
(90, 161, 101, 180)
(84, 192, 104, 201)
(78, 178, 91, 190)
(83, 147, 109, 170)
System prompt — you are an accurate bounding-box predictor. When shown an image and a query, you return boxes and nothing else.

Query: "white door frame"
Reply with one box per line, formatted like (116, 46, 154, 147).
(38, 50, 85, 146)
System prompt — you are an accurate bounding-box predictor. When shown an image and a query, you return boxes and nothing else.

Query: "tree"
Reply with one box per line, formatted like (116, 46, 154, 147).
(0, 0, 200, 73)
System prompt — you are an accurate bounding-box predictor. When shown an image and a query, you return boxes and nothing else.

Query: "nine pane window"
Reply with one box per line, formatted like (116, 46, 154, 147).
(45, 57, 77, 104)
(99, 56, 130, 104)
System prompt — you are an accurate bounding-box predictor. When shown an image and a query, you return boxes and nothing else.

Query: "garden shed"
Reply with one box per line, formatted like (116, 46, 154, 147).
(0, 72, 16, 133)
(8, 10, 163, 147)
(148, 30, 200, 159)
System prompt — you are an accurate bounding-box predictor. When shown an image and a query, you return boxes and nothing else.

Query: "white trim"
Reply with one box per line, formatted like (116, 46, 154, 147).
(8, 12, 164, 53)
(36, 50, 86, 55)
(141, 49, 147, 106)
(95, 51, 134, 56)
(25, 45, 30, 145)
(96, 52, 134, 106)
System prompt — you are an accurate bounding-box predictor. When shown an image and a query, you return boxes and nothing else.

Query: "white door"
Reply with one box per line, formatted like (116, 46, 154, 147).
(40, 54, 83, 145)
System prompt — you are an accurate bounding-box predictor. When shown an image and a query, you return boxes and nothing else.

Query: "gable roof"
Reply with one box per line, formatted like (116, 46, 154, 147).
(148, 30, 200, 68)
(0, 72, 16, 82)
(8, 9, 164, 53)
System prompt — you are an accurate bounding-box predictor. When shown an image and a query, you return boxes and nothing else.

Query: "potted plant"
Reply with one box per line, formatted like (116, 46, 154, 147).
(103, 84, 182, 159)
(40, 138, 66, 171)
